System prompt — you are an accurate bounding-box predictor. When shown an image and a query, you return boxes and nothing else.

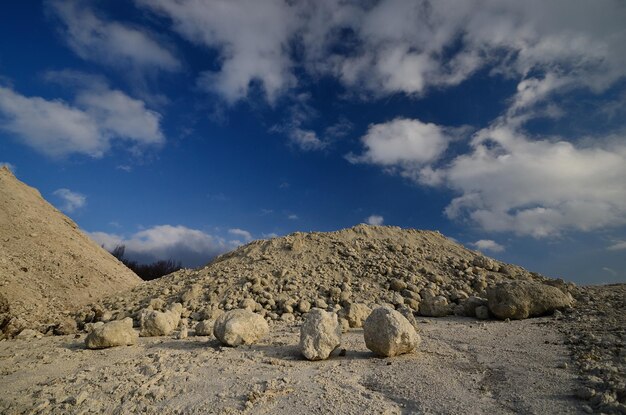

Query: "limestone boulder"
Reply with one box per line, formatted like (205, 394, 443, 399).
(213, 309, 269, 346)
(364, 307, 420, 357)
(487, 281, 573, 320)
(300, 308, 342, 361)
(85, 318, 138, 349)
(140, 303, 183, 337)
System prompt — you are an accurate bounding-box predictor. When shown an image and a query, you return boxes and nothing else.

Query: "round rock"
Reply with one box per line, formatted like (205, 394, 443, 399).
(364, 307, 420, 357)
(85, 318, 138, 349)
(299, 308, 342, 361)
(213, 309, 269, 346)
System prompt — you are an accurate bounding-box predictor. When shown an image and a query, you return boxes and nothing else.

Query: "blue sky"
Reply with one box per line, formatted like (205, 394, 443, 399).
(1, 0, 625, 284)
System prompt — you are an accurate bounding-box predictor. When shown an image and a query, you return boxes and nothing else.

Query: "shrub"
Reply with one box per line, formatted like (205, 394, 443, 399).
(109, 245, 182, 281)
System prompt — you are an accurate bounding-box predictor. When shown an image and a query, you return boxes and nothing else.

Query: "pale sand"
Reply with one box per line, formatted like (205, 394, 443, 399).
(0, 315, 581, 414)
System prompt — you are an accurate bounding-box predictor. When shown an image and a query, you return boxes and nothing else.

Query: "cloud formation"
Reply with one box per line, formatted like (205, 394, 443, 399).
(348, 118, 451, 167)
(366, 215, 384, 226)
(228, 228, 253, 243)
(354, 116, 626, 237)
(132, 0, 625, 105)
(607, 241, 626, 251)
(137, 0, 294, 103)
(49, 0, 180, 73)
(472, 239, 505, 253)
(89, 225, 235, 267)
(53, 188, 86, 213)
(0, 80, 164, 158)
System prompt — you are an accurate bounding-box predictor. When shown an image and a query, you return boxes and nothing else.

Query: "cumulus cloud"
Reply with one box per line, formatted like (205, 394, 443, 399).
(53, 188, 86, 213)
(137, 0, 295, 103)
(472, 239, 505, 253)
(133, 0, 625, 106)
(0, 81, 164, 158)
(607, 241, 626, 251)
(366, 215, 384, 226)
(348, 118, 451, 167)
(48, 0, 180, 73)
(89, 225, 234, 267)
(287, 214, 299, 220)
(228, 228, 253, 243)
(441, 125, 626, 237)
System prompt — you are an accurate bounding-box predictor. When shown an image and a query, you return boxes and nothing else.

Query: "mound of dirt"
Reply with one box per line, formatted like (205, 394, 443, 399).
(0, 167, 142, 338)
(86, 223, 575, 328)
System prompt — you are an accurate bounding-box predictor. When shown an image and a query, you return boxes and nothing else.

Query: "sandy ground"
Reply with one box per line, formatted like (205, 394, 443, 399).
(0, 315, 582, 415)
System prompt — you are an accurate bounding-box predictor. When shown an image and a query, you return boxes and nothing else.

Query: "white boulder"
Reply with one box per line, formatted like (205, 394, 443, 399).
(364, 307, 420, 357)
(140, 303, 183, 337)
(213, 309, 269, 346)
(299, 309, 342, 361)
(85, 318, 138, 349)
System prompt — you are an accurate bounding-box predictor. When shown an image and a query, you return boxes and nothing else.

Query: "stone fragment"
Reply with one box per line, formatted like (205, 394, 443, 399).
(475, 305, 489, 320)
(338, 303, 371, 328)
(85, 318, 138, 349)
(299, 309, 342, 360)
(462, 296, 488, 317)
(390, 278, 407, 291)
(16, 328, 43, 340)
(487, 281, 573, 320)
(297, 299, 311, 313)
(213, 309, 269, 346)
(419, 295, 451, 317)
(54, 317, 78, 335)
(194, 320, 214, 336)
(140, 303, 183, 337)
(363, 307, 420, 357)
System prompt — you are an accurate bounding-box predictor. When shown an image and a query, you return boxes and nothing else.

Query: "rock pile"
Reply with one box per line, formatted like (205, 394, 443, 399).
(561, 284, 626, 414)
(83, 224, 575, 332)
(0, 167, 141, 339)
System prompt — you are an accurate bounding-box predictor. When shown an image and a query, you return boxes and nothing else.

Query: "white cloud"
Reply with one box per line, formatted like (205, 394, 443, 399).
(472, 239, 505, 253)
(288, 128, 326, 151)
(287, 214, 299, 220)
(137, 0, 295, 103)
(366, 215, 384, 226)
(228, 228, 253, 242)
(441, 125, 626, 237)
(0, 82, 164, 158)
(88, 225, 233, 267)
(348, 118, 451, 167)
(49, 0, 180, 73)
(132, 0, 625, 106)
(53, 188, 86, 213)
(607, 241, 626, 251)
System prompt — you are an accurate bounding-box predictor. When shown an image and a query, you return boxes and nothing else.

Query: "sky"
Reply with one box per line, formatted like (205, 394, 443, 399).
(1, 0, 625, 284)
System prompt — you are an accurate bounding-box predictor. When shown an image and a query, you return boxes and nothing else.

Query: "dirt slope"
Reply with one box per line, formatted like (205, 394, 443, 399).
(0, 166, 141, 337)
